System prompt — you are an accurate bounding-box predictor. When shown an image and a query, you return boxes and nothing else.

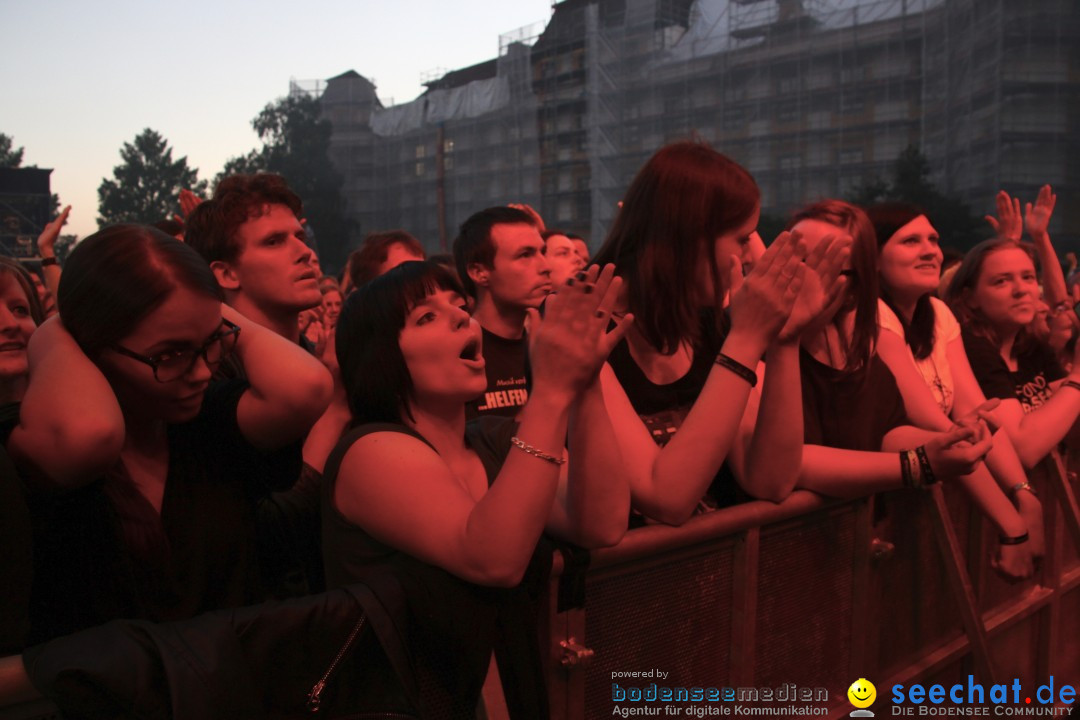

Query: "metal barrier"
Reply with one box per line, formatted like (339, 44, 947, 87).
(4, 457, 1078, 719)
(542, 455, 1080, 719)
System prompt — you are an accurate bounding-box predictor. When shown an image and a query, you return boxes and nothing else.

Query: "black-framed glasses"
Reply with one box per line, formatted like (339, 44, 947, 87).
(111, 319, 241, 382)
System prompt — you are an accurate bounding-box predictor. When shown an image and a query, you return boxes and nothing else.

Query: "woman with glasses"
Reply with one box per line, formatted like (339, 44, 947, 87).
(8, 224, 332, 644)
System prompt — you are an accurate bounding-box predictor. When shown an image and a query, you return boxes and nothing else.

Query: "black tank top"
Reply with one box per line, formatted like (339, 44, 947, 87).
(606, 311, 739, 511)
(321, 417, 552, 719)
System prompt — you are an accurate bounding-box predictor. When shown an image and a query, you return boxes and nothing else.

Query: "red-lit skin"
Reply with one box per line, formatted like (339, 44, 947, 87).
(377, 242, 425, 276)
(330, 266, 632, 592)
(469, 222, 552, 340)
(0, 273, 38, 403)
(878, 215, 943, 316)
(792, 217, 1036, 579)
(598, 201, 838, 519)
(399, 289, 488, 406)
(570, 238, 590, 264)
(544, 233, 586, 287)
(967, 247, 1039, 339)
(321, 290, 343, 329)
(211, 203, 321, 342)
(97, 287, 220, 425)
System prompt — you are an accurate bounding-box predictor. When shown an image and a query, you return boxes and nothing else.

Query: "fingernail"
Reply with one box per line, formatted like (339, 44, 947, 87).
(576, 271, 588, 281)
(566, 278, 575, 286)
(594, 309, 605, 318)
(584, 284, 595, 294)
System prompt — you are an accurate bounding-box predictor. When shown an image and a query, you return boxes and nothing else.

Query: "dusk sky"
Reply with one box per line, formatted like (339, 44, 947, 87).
(1, 0, 553, 238)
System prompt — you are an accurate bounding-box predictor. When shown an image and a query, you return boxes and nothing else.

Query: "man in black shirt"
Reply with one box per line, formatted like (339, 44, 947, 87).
(454, 207, 552, 419)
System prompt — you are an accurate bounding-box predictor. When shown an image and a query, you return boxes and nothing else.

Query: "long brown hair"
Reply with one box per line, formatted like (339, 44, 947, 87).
(866, 203, 937, 361)
(944, 238, 1039, 357)
(788, 199, 879, 374)
(592, 141, 759, 353)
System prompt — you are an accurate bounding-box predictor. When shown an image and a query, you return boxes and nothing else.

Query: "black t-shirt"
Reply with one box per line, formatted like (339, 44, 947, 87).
(26, 380, 302, 644)
(961, 328, 1066, 414)
(800, 349, 908, 451)
(607, 311, 738, 509)
(322, 417, 551, 718)
(465, 327, 530, 420)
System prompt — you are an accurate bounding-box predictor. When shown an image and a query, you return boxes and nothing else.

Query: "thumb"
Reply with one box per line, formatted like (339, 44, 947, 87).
(985, 216, 999, 231)
(941, 424, 977, 447)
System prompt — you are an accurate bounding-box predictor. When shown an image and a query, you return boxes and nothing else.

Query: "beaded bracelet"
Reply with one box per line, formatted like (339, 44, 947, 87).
(714, 353, 758, 387)
(999, 532, 1030, 546)
(900, 449, 923, 489)
(510, 436, 566, 466)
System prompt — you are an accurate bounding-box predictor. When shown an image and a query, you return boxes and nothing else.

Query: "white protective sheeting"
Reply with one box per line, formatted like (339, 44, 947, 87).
(371, 76, 510, 136)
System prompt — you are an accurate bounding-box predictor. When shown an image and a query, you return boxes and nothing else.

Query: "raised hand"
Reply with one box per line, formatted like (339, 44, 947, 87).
(985, 190, 1022, 241)
(37, 205, 71, 258)
(178, 189, 203, 219)
(1024, 184, 1056, 241)
(777, 232, 852, 342)
(727, 231, 807, 351)
(527, 264, 632, 397)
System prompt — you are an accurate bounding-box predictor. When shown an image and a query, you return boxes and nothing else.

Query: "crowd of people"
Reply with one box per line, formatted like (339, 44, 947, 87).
(0, 141, 1076, 718)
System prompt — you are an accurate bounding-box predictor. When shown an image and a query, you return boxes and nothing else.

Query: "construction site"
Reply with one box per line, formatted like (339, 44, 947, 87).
(308, 0, 1078, 259)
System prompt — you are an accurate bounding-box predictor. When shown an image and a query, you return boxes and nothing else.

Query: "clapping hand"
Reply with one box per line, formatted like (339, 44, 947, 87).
(777, 232, 852, 342)
(527, 264, 632, 397)
(727, 231, 807, 350)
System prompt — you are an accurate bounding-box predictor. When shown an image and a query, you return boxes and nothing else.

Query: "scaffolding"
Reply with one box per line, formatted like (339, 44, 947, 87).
(316, 0, 1079, 260)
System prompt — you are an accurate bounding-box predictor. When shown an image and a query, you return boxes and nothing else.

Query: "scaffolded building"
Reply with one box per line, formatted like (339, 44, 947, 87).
(315, 0, 1078, 257)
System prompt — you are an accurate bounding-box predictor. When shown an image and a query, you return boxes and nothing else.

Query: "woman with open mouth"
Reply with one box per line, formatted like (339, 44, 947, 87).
(323, 259, 631, 717)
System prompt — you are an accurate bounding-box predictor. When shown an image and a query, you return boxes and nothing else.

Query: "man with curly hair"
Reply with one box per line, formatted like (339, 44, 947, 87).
(186, 174, 321, 343)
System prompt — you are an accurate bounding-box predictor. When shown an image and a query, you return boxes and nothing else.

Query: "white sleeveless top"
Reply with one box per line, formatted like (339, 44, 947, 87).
(877, 297, 961, 416)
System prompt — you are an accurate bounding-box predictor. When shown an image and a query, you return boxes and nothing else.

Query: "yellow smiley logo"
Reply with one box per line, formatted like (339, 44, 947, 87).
(847, 678, 876, 709)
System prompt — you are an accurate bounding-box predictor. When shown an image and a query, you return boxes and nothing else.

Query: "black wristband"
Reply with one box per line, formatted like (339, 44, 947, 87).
(714, 352, 758, 387)
(999, 532, 1030, 546)
(900, 450, 914, 489)
(1061, 380, 1080, 394)
(914, 445, 938, 486)
(40, 256, 58, 267)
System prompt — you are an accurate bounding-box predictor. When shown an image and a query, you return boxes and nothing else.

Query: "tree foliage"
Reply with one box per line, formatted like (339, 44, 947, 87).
(97, 129, 208, 227)
(218, 94, 353, 270)
(0, 134, 25, 168)
(846, 145, 986, 249)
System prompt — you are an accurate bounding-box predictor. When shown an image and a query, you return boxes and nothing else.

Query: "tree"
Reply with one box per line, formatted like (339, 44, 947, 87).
(219, 94, 354, 270)
(97, 129, 208, 227)
(845, 145, 986, 250)
(0, 134, 25, 168)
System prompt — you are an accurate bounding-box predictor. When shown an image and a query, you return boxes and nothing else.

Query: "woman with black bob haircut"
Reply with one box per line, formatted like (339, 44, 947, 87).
(323, 259, 630, 716)
(8, 224, 332, 644)
(591, 141, 850, 521)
